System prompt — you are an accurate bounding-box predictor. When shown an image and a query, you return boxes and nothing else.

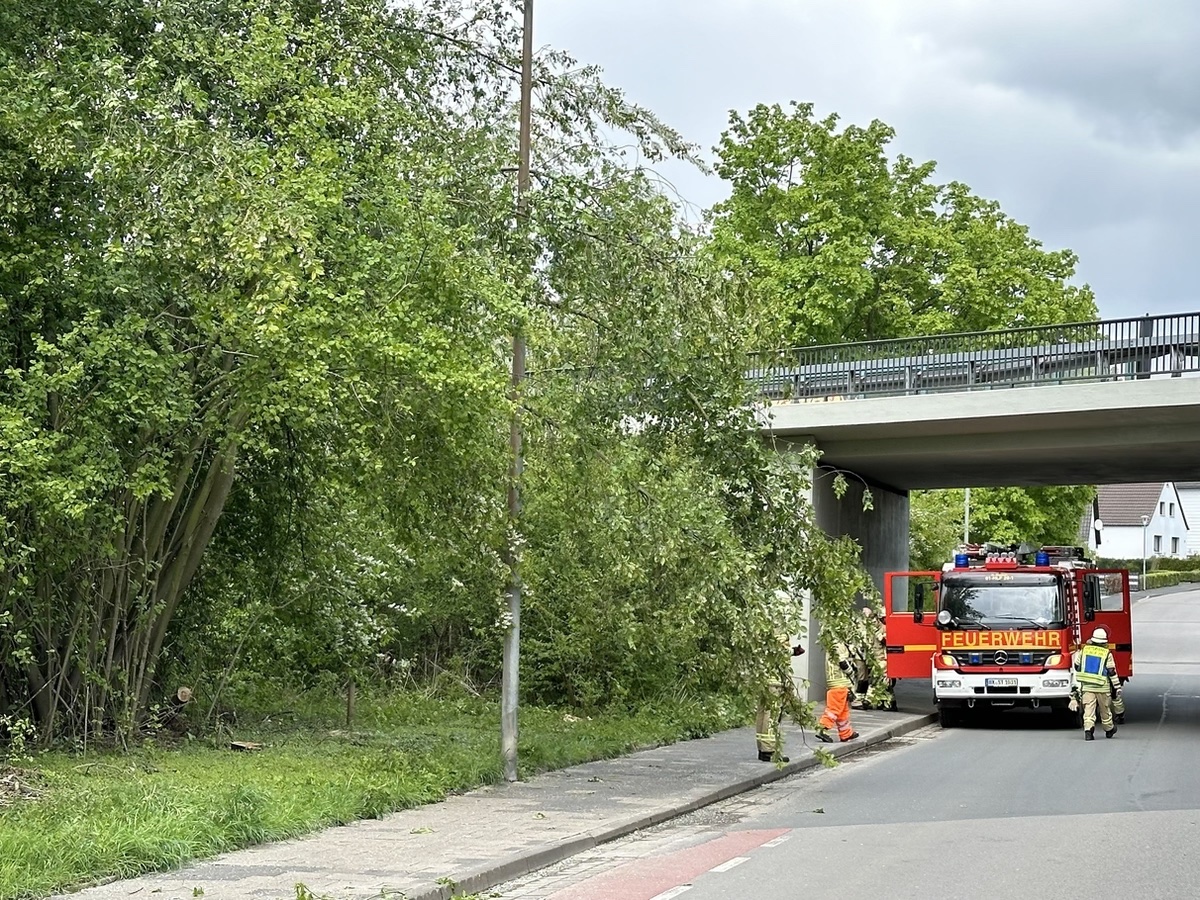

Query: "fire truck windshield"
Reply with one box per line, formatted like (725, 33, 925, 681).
(940, 574, 1063, 628)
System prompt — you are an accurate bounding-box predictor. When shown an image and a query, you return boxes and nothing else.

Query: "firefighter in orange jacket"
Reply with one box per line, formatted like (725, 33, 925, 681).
(816, 640, 860, 744)
(1072, 625, 1121, 741)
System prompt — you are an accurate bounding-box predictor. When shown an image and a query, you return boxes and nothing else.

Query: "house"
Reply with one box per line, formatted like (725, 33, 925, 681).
(1178, 483, 1200, 558)
(1082, 483, 1190, 560)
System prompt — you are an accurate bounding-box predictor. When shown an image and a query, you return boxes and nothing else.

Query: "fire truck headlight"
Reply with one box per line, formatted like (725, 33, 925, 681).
(1042, 678, 1070, 688)
(1044, 653, 1063, 667)
(936, 679, 962, 689)
(939, 654, 959, 668)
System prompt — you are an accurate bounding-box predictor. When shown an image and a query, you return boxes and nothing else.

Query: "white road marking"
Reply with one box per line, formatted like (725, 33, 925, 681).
(762, 835, 792, 848)
(709, 856, 749, 873)
(649, 886, 693, 900)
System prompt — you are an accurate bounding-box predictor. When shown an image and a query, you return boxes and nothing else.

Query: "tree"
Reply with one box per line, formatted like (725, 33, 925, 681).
(709, 102, 1098, 347)
(0, 0, 515, 739)
(910, 486, 1096, 568)
(710, 102, 1099, 583)
(0, 2, 881, 749)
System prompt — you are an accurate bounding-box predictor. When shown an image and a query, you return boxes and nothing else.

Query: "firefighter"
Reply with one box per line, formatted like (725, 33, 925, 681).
(1072, 625, 1122, 741)
(854, 606, 897, 711)
(755, 636, 804, 762)
(816, 639, 860, 743)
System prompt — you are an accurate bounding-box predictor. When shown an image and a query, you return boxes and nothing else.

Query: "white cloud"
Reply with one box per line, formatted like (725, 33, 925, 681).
(537, 0, 1200, 319)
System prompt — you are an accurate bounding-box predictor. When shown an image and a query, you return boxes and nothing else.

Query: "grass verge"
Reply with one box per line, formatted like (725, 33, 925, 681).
(0, 689, 742, 899)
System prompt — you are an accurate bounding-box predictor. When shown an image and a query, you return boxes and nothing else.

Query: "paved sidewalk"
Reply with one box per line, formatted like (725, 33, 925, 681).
(60, 704, 934, 900)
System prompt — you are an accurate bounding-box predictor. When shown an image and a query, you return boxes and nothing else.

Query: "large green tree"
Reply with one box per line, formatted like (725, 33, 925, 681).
(2, 1, 879, 748)
(0, 0, 517, 738)
(909, 486, 1095, 570)
(710, 101, 1098, 576)
(709, 102, 1098, 347)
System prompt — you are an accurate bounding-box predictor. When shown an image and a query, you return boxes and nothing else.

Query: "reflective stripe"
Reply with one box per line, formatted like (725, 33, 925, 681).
(905, 644, 937, 651)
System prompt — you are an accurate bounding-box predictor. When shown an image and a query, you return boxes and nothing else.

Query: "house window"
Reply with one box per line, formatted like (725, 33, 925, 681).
(1154, 535, 1162, 553)
(1170, 503, 1176, 516)
(1160, 501, 1165, 514)
(1173, 537, 1180, 554)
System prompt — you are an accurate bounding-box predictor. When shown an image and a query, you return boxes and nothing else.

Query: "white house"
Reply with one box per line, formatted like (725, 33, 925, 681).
(1082, 483, 1190, 561)
(1178, 482, 1200, 558)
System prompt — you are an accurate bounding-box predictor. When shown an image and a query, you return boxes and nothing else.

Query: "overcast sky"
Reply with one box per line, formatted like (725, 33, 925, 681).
(538, 0, 1200, 320)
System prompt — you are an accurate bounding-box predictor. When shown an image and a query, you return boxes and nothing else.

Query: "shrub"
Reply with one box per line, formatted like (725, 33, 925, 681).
(1144, 572, 1177, 589)
(1150, 556, 1200, 572)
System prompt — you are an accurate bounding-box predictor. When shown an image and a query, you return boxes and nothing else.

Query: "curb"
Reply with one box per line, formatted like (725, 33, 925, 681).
(407, 712, 937, 900)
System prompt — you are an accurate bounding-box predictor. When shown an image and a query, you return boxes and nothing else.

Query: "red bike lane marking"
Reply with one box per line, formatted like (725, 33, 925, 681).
(549, 828, 791, 900)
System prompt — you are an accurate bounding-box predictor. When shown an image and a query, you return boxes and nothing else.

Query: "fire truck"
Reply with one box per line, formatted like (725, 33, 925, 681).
(884, 543, 1133, 727)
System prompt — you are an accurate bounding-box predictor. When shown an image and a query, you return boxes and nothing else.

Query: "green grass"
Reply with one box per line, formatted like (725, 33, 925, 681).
(0, 689, 742, 899)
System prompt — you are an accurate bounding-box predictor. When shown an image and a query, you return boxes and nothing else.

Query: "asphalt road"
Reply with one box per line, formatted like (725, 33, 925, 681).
(494, 589, 1200, 900)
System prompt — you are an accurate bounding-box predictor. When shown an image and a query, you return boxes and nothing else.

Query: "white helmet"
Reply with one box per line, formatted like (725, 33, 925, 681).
(1090, 626, 1109, 644)
(862, 606, 875, 617)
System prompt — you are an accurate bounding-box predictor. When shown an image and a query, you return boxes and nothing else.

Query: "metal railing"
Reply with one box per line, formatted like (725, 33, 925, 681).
(746, 311, 1200, 402)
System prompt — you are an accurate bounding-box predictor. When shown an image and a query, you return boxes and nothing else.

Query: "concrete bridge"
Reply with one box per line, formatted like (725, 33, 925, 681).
(749, 311, 1200, 694)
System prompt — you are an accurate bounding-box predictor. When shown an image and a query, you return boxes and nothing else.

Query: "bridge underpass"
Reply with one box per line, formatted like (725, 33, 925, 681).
(752, 312, 1200, 697)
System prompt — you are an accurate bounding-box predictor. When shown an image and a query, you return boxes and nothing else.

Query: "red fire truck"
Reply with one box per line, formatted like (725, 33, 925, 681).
(884, 544, 1133, 727)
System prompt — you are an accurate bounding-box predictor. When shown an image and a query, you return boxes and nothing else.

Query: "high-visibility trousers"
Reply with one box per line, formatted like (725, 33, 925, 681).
(819, 686, 855, 740)
(755, 683, 786, 754)
(1082, 689, 1114, 732)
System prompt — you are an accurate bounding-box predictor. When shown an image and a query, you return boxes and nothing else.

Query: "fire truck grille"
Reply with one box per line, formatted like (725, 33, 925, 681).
(958, 650, 1054, 667)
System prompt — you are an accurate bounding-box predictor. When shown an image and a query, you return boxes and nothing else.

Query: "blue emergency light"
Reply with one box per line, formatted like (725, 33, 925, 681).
(954, 553, 969, 568)
(1035, 550, 1050, 566)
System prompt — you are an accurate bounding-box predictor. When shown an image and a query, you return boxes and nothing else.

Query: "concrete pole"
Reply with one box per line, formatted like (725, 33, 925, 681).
(501, 0, 534, 785)
(963, 487, 970, 544)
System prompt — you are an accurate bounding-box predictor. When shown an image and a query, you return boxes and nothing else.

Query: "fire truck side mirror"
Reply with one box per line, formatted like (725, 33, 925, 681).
(913, 583, 926, 623)
(1082, 578, 1097, 622)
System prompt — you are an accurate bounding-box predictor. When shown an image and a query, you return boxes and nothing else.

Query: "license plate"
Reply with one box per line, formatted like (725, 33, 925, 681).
(986, 677, 1018, 687)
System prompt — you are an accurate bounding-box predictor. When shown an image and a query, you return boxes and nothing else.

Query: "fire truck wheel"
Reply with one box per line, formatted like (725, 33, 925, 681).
(937, 706, 962, 728)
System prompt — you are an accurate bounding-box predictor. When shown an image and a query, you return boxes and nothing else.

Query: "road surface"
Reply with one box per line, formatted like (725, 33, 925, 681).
(492, 589, 1200, 900)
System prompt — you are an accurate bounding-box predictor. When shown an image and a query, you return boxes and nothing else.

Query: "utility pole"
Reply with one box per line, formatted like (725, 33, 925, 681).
(501, 0, 534, 784)
(963, 487, 971, 544)
(1140, 514, 1150, 592)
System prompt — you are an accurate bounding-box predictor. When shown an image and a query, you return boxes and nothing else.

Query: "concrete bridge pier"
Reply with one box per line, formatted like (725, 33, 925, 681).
(785, 439, 910, 703)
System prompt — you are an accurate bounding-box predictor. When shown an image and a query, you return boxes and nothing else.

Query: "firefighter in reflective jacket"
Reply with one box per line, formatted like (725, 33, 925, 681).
(1072, 625, 1121, 741)
(854, 606, 896, 711)
(816, 640, 860, 744)
(755, 633, 804, 762)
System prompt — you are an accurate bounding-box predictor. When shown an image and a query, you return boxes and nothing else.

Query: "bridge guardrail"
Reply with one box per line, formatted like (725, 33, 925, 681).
(747, 311, 1200, 401)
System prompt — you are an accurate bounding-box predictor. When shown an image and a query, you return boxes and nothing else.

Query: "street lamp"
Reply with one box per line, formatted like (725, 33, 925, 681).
(1140, 514, 1150, 590)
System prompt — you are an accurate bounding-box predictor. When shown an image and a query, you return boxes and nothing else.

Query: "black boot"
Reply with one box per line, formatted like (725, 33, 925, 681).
(1115, 714, 1125, 725)
(758, 750, 789, 763)
(1105, 727, 1117, 739)
(1084, 728, 1095, 741)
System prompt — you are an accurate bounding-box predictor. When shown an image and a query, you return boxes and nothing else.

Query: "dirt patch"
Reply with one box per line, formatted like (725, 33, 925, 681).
(0, 766, 46, 806)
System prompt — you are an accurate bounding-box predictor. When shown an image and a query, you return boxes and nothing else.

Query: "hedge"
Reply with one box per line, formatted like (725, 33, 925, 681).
(1149, 556, 1200, 572)
(1144, 570, 1200, 589)
(1096, 558, 1141, 571)
(1095, 557, 1200, 573)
